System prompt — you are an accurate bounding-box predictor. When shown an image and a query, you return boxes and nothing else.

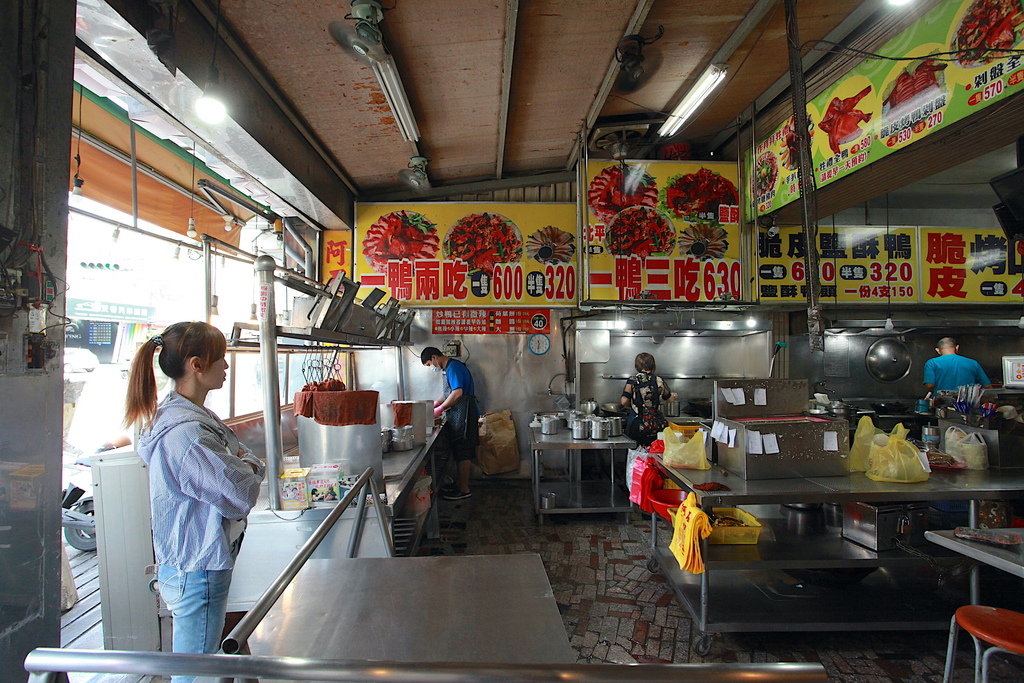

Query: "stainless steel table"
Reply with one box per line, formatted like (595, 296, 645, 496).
(648, 460, 1024, 653)
(247, 554, 575, 666)
(925, 529, 1024, 579)
(530, 427, 636, 521)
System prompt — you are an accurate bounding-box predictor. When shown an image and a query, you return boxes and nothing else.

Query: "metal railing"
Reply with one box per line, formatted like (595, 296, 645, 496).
(222, 467, 393, 656)
(26, 465, 825, 681)
(24, 648, 828, 682)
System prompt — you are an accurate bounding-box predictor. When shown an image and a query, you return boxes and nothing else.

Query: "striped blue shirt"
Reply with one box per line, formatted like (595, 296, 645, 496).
(138, 391, 265, 571)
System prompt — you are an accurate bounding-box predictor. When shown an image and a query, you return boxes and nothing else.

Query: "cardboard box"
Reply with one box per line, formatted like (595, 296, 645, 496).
(307, 464, 342, 505)
(279, 468, 310, 510)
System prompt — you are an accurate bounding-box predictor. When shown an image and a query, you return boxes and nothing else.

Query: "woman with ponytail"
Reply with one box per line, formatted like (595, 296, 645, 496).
(125, 321, 264, 677)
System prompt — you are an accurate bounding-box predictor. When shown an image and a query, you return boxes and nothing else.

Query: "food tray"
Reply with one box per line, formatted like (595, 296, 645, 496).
(708, 507, 762, 545)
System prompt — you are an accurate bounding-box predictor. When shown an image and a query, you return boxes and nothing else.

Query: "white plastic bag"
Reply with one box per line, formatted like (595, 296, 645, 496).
(945, 427, 988, 470)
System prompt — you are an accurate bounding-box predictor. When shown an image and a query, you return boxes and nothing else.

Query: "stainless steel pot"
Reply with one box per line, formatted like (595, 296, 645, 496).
(571, 418, 590, 439)
(607, 415, 623, 437)
(663, 401, 680, 417)
(390, 425, 415, 451)
(590, 417, 611, 440)
(579, 399, 598, 416)
(828, 401, 856, 422)
(540, 415, 560, 435)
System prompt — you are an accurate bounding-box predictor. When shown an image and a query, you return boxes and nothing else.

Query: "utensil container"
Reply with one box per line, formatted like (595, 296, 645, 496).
(571, 419, 590, 439)
(389, 425, 415, 451)
(589, 417, 611, 440)
(540, 492, 557, 510)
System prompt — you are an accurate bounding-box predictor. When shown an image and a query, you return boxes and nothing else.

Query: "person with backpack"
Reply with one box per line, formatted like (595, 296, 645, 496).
(620, 352, 676, 447)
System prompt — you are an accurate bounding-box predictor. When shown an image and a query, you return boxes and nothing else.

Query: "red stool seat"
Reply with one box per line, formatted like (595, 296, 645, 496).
(956, 605, 1024, 654)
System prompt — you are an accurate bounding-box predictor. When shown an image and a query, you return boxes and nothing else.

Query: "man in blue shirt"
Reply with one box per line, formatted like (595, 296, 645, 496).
(922, 337, 992, 393)
(422, 346, 480, 500)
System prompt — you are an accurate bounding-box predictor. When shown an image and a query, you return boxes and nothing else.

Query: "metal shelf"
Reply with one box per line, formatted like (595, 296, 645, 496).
(650, 510, 963, 570)
(230, 322, 404, 349)
(536, 481, 631, 515)
(651, 546, 971, 633)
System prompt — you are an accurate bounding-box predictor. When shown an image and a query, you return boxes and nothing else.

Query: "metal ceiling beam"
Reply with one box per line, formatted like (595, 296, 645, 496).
(566, 0, 657, 172)
(362, 170, 574, 203)
(708, 0, 881, 152)
(495, 0, 520, 180)
(94, 0, 356, 228)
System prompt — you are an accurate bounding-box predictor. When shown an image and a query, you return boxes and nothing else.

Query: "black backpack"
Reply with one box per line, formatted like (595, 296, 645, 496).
(627, 374, 668, 445)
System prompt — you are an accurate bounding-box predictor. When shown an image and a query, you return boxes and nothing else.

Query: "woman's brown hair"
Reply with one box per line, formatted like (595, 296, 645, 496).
(635, 352, 656, 373)
(124, 321, 227, 427)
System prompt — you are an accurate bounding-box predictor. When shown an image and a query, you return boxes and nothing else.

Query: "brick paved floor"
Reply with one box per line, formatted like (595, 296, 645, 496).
(418, 479, 1024, 682)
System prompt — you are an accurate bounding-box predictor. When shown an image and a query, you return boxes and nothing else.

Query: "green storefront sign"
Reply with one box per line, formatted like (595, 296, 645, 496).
(749, 0, 1024, 217)
(67, 298, 154, 323)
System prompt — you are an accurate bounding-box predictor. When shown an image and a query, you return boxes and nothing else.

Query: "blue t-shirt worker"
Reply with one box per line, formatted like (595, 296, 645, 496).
(922, 336, 992, 394)
(421, 346, 480, 501)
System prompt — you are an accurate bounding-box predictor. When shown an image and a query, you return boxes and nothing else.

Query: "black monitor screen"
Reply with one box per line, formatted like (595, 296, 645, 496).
(990, 166, 1024, 221)
(994, 203, 1024, 241)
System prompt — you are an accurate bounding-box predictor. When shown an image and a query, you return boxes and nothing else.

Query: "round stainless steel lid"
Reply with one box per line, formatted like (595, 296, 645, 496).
(864, 337, 912, 383)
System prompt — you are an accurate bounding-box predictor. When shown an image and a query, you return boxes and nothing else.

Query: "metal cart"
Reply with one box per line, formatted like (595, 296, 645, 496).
(648, 463, 1024, 655)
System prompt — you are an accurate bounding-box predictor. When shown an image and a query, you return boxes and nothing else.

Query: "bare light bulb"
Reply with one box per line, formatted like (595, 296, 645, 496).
(187, 218, 197, 239)
(111, 227, 120, 243)
(173, 245, 181, 260)
(72, 177, 84, 196)
(196, 92, 226, 124)
(1017, 315, 1024, 329)
(884, 316, 894, 330)
(746, 315, 757, 328)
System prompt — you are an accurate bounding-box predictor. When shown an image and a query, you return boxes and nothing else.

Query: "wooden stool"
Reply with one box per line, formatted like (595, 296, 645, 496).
(943, 605, 1024, 683)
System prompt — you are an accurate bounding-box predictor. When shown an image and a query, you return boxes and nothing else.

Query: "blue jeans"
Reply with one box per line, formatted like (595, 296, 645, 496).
(157, 564, 233, 683)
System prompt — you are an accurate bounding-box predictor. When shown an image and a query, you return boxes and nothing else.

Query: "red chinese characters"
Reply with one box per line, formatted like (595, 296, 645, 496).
(925, 232, 968, 299)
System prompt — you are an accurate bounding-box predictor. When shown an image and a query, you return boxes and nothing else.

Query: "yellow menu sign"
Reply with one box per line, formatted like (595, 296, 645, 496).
(585, 160, 743, 302)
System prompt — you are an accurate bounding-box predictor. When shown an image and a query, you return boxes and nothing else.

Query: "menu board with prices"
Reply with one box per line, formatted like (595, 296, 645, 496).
(321, 229, 351, 282)
(585, 160, 743, 303)
(757, 225, 1024, 304)
(749, 0, 1024, 217)
(355, 203, 577, 306)
(758, 225, 919, 303)
(920, 227, 1024, 302)
(431, 308, 551, 335)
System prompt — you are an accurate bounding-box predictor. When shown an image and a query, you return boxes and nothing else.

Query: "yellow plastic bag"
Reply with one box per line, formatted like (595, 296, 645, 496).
(850, 415, 908, 472)
(662, 428, 710, 470)
(866, 433, 929, 483)
(669, 492, 712, 574)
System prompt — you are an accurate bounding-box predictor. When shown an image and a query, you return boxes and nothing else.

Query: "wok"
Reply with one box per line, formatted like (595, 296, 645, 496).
(687, 399, 713, 418)
(869, 401, 909, 414)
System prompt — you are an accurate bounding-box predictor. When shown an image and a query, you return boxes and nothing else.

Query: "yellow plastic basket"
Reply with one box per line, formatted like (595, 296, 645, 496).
(707, 507, 763, 545)
(667, 423, 700, 439)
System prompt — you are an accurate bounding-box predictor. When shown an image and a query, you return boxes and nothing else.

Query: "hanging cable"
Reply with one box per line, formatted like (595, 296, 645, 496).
(72, 84, 85, 195)
(188, 141, 198, 238)
(884, 194, 894, 331)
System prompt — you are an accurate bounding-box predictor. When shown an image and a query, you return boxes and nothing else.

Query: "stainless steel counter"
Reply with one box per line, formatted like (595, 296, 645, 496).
(530, 427, 636, 521)
(655, 459, 1024, 506)
(247, 554, 575, 666)
(926, 529, 1024, 579)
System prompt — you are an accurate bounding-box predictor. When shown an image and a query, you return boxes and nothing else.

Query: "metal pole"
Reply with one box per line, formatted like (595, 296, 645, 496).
(256, 255, 285, 507)
(783, 0, 824, 353)
(369, 476, 396, 558)
(283, 217, 315, 278)
(204, 238, 213, 324)
(345, 487, 369, 558)
(395, 346, 407, 401)
(221, 468, 375, 654)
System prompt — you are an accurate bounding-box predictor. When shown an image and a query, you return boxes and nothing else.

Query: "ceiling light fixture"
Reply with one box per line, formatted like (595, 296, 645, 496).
(371, 56, 420, 142)
(887, 0, 913, 5)
(196, 0, 227, 124)
(658, 64, 727, 138)
(398, 156, 430, 192)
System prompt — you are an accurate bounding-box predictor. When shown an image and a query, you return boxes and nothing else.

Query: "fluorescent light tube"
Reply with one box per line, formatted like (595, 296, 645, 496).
(371, 56, 420, 142)
(658, 64, 727, 138)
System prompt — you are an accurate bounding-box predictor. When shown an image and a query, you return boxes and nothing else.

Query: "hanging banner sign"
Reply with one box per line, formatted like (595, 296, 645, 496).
(920, 227, 1024, 302)
(757, 226, 919, 303)
(321, 229, 351, 283)
(757, 225, 1024, 303)
(431, 308, 551, 334)
(585, 160, 743, 302)
(749, 0, 1024, 216)
(355, 203, 577, 306)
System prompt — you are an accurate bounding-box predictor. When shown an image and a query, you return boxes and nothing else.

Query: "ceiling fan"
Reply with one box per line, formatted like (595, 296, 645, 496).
(398, 156, 430, 193)
(613, 25, 664, 93)
(590, 125, 651, 160)
(328, 0, 386, 63)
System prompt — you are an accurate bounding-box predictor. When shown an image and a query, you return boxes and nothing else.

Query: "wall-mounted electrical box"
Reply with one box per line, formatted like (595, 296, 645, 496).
(443, 340, 461, 358)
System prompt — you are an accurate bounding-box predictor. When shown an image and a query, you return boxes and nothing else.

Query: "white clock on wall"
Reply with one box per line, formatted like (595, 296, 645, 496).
(528, 333, 550, 356)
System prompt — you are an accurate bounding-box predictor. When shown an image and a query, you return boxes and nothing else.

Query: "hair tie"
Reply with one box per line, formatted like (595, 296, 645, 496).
(151, 334, 164, 348)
